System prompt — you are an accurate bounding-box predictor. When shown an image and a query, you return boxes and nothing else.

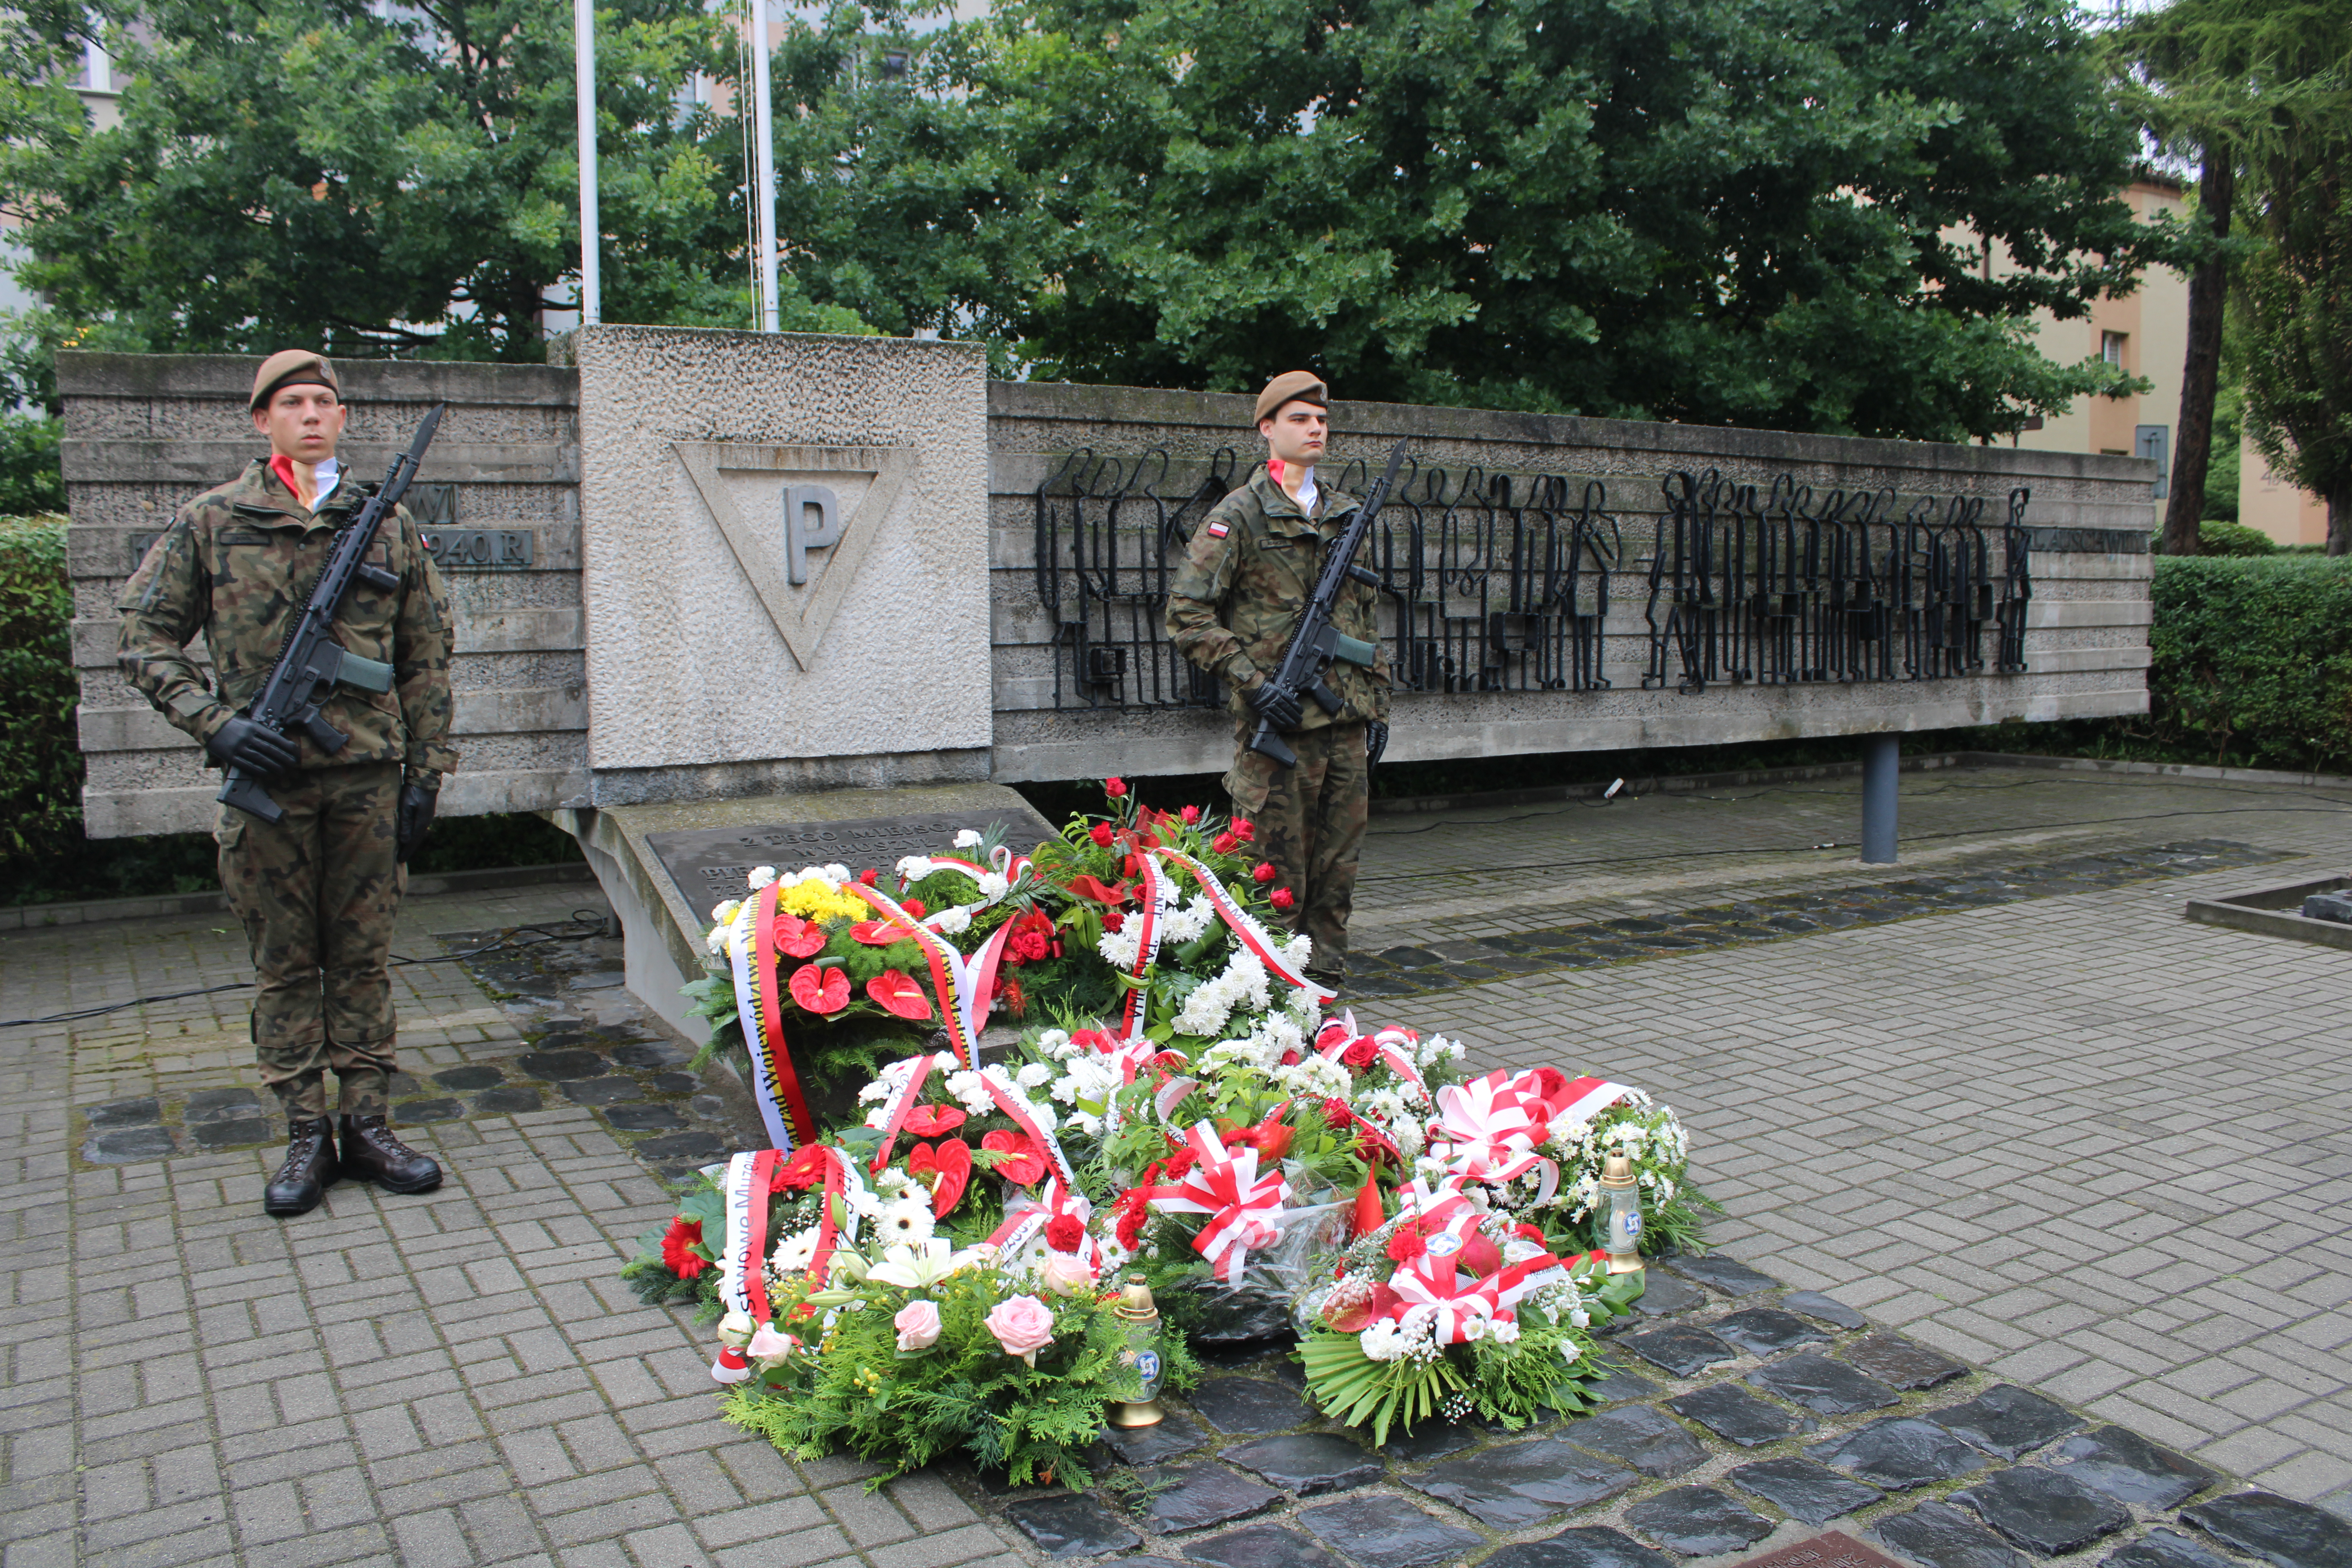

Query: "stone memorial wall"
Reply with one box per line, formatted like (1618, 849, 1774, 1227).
(62, 331, 2158, 840)
(60, 352, 585, 837)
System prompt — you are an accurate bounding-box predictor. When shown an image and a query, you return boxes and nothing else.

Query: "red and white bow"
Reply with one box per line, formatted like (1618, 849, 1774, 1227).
(988, 1177, 1099, 1265)
(1145, 1122, 1292, 1283)
(1314, 1013, 1429, 1093)
(1431, 1070, 1559, 1201)
(1386, 1245, 1570, 1345)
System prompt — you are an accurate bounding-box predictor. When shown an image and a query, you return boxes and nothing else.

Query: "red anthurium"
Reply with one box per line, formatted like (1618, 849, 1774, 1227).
(788, 964, 851, 1014)
(903, 1104, 966, 1138)
(773, 912, 828, 958)
(866, 969, 934, 1020)
(981, 1129, 1048, 1186)
(906, 1138, 972, 1217)
(850, 917, 914, 946)
(1325, 1281, 1402, 1334)
(1063, 874, 1135, 907)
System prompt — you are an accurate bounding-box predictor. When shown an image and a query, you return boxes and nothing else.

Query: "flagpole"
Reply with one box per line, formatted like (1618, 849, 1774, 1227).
(749, 0, 779, 331)
(574, 0, 600, 325)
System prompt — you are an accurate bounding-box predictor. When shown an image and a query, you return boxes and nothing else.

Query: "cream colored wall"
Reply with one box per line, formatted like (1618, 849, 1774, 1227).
(2242, 434, 2330, 546)
(2012, 181, 2187, 465)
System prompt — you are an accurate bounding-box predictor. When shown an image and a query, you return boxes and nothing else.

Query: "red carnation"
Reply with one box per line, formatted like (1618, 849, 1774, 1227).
(1385, 1225, 1425, 1263)
(859, 868, 879, 886)
(1212, 832, 1239, 855)
(1105, 777, 1129, 798)
(1252, 862, 1276, 884)
(902, 898, 926, 918)
(1271, 887, 1296, 911)
(1161, 1147, 1198, 1181)
(1341, 1037, 1378, 1072)
(1102, 910, 1125, 932)
(1090, 822, 1115, 848)
(1233, 818, 1256, 842)
(1115, 1193, 1151, 1249)
(1514, 1222, 1547, 1244)
(1045, 1214, 1086, 1253)
(1181, 804, 1201, 824)
(660, 1216, 708, 1279)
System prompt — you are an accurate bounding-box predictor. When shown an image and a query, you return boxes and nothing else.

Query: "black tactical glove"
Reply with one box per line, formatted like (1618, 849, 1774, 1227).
(1244, 678, 1303, 733)
(1367, 720, 1390, 770)
(205, 715, 300, 780)
(396, 783, 438, 863)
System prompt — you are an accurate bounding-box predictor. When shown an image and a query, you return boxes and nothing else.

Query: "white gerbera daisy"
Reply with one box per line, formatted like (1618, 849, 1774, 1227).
(876, 1198, 936, 1245)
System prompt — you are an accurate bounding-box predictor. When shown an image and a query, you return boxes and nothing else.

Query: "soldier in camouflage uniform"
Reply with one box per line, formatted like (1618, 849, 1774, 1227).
(1166, 372, 1390, 982)
(117, 350, 460, 1216)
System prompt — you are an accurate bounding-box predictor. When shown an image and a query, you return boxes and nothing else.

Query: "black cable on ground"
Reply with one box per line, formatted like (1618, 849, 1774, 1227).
(0, 912, 609, 1030)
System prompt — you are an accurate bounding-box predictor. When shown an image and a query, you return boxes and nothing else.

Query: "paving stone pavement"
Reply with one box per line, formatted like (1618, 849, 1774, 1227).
(2, 762, 2349, 1566)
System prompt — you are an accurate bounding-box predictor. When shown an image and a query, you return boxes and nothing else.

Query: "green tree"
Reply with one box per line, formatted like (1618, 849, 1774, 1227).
(772, 0, 2162, 441)
(0, 0, 758, 358)
(2240, 168, 2352, 554)
(2107, 0, 2352, 556)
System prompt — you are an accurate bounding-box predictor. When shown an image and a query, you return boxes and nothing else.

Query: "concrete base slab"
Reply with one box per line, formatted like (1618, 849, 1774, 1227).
(551, 782, 1057, 1041)
(2184, 873, 2352, 952)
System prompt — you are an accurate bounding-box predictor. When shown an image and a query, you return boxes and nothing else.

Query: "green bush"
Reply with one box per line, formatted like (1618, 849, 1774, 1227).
(2140, 555, 2352, 771)
(0, 515, 81, 875)
(0, 416, 64, 515)
(2196, 519, 2278, 557)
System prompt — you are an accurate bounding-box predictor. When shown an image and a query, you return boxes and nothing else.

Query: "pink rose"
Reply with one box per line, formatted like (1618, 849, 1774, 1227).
(984, 1294, 1057, 1361)
(747, 1322, 799, 1367)
(894, 1299, 942, 1352)
(1039, 1251, 1097, 1298)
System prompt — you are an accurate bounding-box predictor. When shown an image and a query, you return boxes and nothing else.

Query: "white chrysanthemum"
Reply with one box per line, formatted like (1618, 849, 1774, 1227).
(863, 1106, 890, 1130)
(944, 1071, 995, 1118)
(1097, 923, 1145, 969)
(748, 865, 777, 890)
(821, 863, 850, 883)
(705, 925, 728, 956)
(953, 829, 985, 849)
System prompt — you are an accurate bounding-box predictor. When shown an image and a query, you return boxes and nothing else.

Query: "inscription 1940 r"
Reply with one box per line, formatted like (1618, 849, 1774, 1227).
(646, 809, 1056, 916)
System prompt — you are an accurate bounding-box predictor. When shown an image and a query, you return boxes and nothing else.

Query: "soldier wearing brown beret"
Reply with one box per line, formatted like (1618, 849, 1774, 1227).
(1165, 372, 1393, 984)
(116, 351, 459, 1215)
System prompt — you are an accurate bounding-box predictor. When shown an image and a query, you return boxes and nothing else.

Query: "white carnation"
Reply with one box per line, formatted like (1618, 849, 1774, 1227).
(933, 907, 972, 935)
(747, 865, 777, 890)
(1015, 1062, 1054, 1089)
(953, 829, 984, 849)
(898, 855, 935, 880)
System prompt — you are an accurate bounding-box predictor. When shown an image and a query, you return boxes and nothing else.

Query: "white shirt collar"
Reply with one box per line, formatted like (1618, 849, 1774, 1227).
(314, 457, 340, 503)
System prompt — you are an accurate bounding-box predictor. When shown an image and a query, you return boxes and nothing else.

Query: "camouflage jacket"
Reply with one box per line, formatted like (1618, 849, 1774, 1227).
(116, 459, 459, 788)
(1164, 465, 1391, 730)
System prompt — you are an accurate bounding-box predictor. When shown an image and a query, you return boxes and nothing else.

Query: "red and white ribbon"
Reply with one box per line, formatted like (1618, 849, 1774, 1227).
(976, 1064, 1080, 1191)
(868, 1051, 956, 1173)
(1544, 1075, 1636, 1133)
(1144, 1122, 1292, 1283)
(1153, 848, 1335, 1011)
(802, 1147, 867, 1286)
(728, 885, 818, 1150)
(1385, 1245, 1571, 1345)
(847, 882, 1014, 1067)
(1432, 1070, 1560, 1201)
(1314, 1013, 1430, 1094)
(1112, 854, 1176, 1041)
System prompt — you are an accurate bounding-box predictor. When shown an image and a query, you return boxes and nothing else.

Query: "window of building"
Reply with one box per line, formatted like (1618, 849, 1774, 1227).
(2101, 331, 2127, 367)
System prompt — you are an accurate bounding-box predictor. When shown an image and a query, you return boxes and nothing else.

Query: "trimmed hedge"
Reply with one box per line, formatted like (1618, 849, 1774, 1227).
(0, 516, 80, 874)
(2136, 555, 2352, 773)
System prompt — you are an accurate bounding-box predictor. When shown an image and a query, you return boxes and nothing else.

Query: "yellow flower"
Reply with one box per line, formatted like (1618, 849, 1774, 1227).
(779, 879, 871, 924)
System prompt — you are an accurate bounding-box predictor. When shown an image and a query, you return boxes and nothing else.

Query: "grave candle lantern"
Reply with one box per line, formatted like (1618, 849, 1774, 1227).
(1595, 1143, 1646, 1275)
(1107, 1275, 1165, 1427)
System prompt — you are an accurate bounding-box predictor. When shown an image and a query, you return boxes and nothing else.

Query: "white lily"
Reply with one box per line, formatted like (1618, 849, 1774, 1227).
(865, 1238, 988, 1290)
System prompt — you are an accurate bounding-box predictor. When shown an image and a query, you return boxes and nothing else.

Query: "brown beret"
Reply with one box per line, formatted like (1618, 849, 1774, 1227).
(250, 350, 340, 411)
(1254, 370, 1327, 424)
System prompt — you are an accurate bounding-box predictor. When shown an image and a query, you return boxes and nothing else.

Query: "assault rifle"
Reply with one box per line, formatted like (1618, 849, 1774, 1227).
(218, 404, 445, 823)
(1245, 437, 1409, 768)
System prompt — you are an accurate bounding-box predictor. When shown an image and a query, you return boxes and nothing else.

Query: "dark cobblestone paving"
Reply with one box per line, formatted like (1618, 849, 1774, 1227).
(942, 1253, 2316, 1568)
(1338, 841, 2295, 1000)
(69, 923, 763, 1180)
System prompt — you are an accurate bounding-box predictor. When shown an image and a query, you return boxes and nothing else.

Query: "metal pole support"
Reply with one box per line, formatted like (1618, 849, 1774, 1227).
(1861, 734, 1900, 864)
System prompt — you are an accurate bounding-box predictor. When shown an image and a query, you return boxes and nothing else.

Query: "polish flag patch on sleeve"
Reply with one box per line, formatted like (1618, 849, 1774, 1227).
(1206, 521, 1229, 538)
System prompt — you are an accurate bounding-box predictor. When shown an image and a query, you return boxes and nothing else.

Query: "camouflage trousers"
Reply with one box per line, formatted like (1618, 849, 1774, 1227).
(1223, 720, 1369, 978)
(216, 762, 406, 1120)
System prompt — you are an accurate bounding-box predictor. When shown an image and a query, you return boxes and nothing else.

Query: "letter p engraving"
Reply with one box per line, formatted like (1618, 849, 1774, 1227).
(783, 484, 843, 585)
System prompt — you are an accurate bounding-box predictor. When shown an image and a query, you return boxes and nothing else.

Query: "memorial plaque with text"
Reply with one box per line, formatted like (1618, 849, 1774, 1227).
(1730, 1532, 1904, 1568)
(646, 808, 1055, 916)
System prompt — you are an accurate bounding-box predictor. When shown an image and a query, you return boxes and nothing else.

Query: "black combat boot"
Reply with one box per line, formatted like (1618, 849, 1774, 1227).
(339, 1114, 443, 1194)
(263, 1116, 341, 1217)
